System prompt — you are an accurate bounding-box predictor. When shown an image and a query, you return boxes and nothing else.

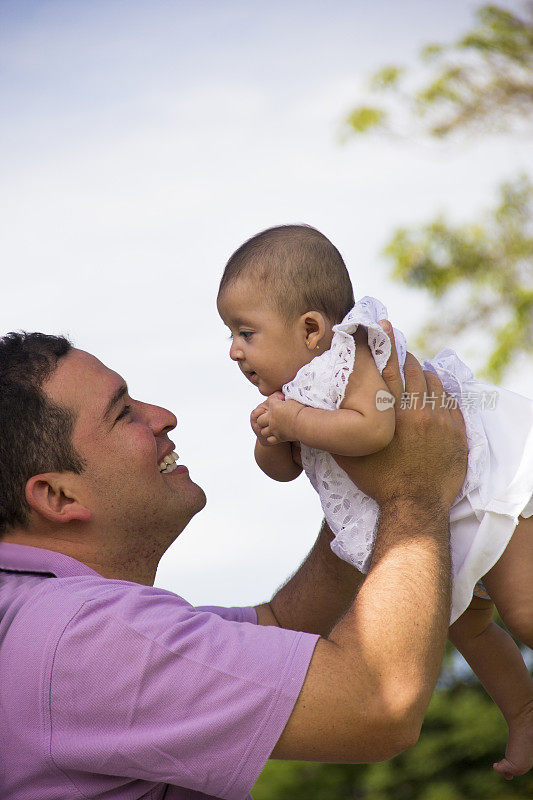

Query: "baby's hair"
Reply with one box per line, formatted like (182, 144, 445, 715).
(218, 224, 355, 325)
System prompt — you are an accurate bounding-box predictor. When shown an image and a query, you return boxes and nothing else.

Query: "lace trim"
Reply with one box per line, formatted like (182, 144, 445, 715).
(285, 297, 488, 573)
(284, 296, 406, 410)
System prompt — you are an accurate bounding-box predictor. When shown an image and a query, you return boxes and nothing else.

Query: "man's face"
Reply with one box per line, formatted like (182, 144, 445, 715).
(44, 348, 206, 542)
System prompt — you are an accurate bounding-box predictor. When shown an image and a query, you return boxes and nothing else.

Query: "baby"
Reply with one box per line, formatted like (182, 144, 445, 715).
(217, 224, 533, 779)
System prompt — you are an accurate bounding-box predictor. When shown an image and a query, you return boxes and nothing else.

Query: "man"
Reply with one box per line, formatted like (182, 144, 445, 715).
(0, 328, 467, 800)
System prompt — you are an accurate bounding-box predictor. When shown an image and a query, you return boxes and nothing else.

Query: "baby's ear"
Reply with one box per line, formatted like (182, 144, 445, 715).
(302, 312, 328, 348)
(25, 474, 92, 525)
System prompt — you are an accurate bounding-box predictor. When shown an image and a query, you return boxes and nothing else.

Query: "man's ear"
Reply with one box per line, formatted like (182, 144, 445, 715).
(25, 474, 92, 525)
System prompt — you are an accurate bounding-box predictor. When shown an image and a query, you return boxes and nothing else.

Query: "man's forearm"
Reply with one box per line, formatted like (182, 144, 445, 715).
(270, 497, 452, 762)
(256, 520, 364, 637)
(330, 498, 451, 728)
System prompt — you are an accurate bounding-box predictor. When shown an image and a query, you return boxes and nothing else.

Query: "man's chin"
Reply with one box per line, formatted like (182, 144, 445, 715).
(193, 484, 207, 512)
(165, 486, 207, 545)
(184, 480, 207, 517)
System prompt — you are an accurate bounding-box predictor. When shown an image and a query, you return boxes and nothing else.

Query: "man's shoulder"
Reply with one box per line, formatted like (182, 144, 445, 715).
(32, 577, 261, 651)
(1, 572, 192, 648)
(37, 574, 195, 626)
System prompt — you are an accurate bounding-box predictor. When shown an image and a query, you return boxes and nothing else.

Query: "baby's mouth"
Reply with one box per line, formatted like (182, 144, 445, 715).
(158, 451, 179, 474)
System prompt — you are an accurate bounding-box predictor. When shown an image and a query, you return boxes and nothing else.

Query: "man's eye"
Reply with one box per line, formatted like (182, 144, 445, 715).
(115, 405, 132, 422)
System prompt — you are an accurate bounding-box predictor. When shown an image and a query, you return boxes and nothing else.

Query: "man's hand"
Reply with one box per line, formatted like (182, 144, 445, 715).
(336, 320, 468, 512)
(254, 394, 306, 445)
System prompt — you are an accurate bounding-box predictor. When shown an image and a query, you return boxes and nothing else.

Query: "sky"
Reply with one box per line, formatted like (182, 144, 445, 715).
(1, 0, 532, 607)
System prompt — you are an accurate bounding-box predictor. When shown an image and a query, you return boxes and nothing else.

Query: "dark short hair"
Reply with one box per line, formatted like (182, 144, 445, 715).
(218, 224, 355, 324)
(0, 332, 85, 535)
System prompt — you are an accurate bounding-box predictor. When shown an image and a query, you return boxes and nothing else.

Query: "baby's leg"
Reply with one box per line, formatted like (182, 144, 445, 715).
(450, 597, 533, 779)
(482, 515, 533, 649)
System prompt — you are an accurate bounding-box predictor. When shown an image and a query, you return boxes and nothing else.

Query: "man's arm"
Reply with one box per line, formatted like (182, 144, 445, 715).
(271, 497, 451, 762)
(255, 519, 365, 636)
(256, 324, 468, 763)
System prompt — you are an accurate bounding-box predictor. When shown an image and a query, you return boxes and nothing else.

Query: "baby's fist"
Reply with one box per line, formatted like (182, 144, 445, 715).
(250, 402, 268, 439)
(263, 396, 305, 443)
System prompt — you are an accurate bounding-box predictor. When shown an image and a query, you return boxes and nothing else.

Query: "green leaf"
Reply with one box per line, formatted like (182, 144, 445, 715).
(343, 2, 533, 141)
(384, 176, 533, 380)
(345, 105, 387, 133)
(370, 65, 405, 90)
(421, 43, 444, 61)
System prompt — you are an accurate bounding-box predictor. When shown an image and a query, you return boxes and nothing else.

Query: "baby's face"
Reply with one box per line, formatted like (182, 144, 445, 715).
(217, 279, 309, 396)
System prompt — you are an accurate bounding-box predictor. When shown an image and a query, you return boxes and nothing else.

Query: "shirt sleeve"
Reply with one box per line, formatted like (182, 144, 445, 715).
(194, 604, 258, 624)
(48, 583, 318, 800)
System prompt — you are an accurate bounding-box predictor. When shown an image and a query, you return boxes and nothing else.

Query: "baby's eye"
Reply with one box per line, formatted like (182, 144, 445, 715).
(240, 331, 253, 341)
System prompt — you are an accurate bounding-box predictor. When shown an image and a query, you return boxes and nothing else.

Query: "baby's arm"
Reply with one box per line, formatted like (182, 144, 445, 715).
(258, 327, 396, 457)
(449, 596, 533, 779)
(252, 397, 303, 482)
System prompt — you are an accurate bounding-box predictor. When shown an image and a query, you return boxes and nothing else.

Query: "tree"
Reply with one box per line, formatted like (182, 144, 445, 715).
(344, 3, 533, 381)
(384, 176, 533, 382)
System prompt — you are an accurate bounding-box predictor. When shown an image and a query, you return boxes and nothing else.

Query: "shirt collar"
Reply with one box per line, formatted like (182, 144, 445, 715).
(0, 542, 100, 578)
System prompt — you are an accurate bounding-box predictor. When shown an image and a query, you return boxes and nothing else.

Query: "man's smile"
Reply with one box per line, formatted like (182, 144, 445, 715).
(158, 451, 180, 474)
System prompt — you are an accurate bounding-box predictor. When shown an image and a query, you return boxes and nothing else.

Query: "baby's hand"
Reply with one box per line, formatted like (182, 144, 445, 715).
(250, 392, 285, 445)
(251, 402, 269, 440)
(256, 394, 305, 445)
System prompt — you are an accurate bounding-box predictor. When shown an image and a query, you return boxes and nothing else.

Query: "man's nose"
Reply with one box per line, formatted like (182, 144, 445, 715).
(229, 340, 243, 361)
(141, 402, 177, 435)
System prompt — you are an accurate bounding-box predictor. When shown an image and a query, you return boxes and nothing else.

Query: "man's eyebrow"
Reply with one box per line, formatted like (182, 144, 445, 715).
(102, 383, 128, 422)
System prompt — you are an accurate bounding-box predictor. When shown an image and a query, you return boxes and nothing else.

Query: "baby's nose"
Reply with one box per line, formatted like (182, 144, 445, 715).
(229, 340, 243, 361)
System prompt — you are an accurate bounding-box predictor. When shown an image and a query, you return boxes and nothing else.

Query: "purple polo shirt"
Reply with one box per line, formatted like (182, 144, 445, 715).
(0, 543, 319, 800)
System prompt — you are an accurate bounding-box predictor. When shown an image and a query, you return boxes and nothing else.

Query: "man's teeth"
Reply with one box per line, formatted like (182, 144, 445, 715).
(159, 451, 179, 473)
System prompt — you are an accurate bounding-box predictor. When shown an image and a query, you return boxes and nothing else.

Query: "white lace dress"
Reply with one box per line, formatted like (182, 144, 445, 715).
(283, 296, 533, 623)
